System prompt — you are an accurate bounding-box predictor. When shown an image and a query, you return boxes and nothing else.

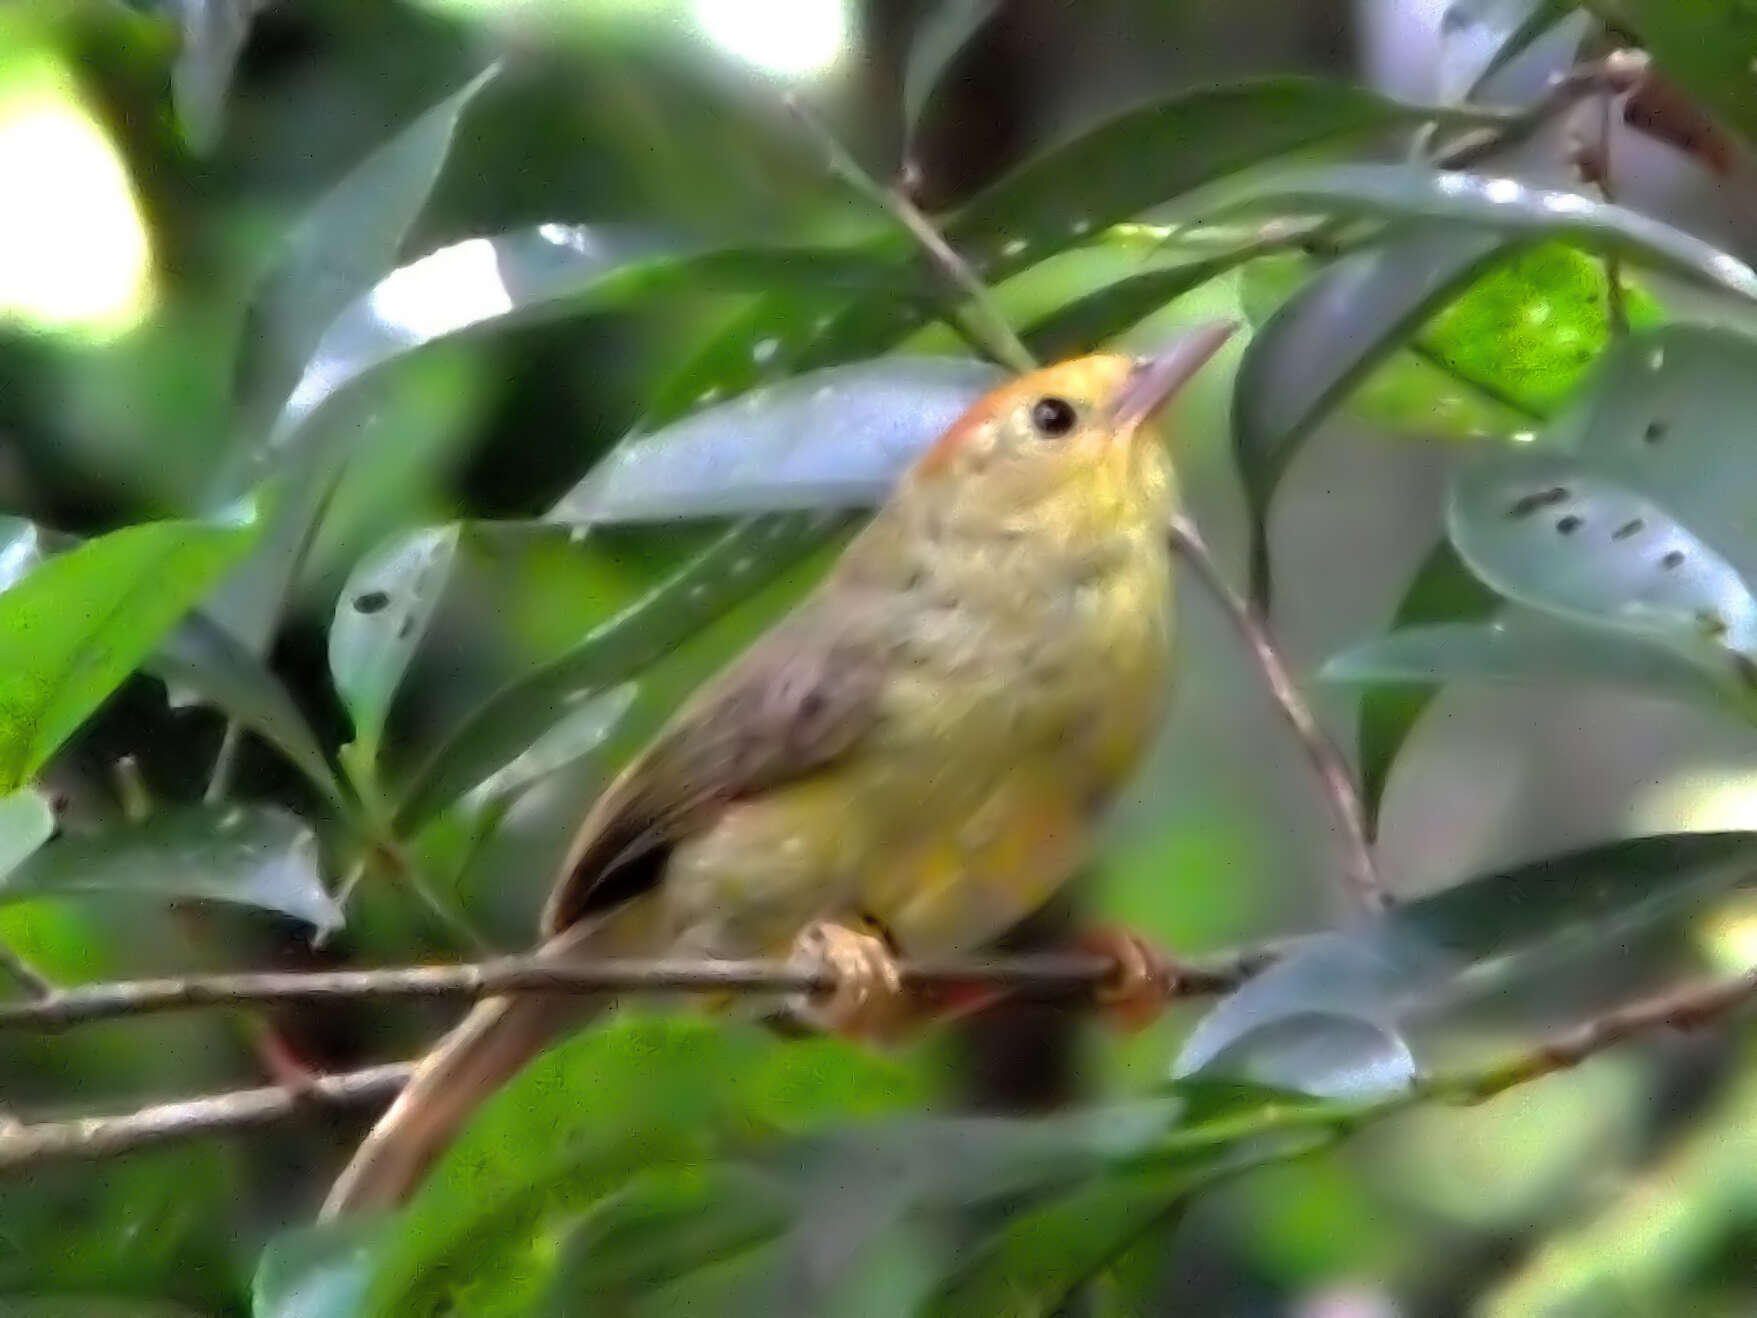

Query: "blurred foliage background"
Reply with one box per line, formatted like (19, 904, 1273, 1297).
(10, 0, 1757, 1314)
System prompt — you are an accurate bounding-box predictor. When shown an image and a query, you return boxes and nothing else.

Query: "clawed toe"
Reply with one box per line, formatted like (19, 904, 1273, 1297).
(787, 919, 911, 1042)
(1078, 925, 1178, 1033)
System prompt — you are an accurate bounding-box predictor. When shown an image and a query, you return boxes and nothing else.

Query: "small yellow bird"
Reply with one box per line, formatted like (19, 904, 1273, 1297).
(322, 323, 1235, 1217)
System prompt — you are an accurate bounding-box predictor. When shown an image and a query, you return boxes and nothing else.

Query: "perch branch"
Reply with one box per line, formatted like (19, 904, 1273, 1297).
(784, 93, 1036, 373)
(8, 954, 1757, 1172)
(0, 943, 1279, 1032)
(1169, 514, 1386, 915)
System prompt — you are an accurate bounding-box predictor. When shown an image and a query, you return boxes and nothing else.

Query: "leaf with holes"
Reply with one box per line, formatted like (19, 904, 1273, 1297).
(0, 804, 340, 933)
(0, 514, 259, 791)
(328, 524, 461, 767)
(550, 357, 1003, 525)
(1591, 0, 1757, 149)
(393, 516, 835, 832)
(1178, 831, 1757, 1096)
(1448, 451, 1757, 686)
(237, 65, 499, 418)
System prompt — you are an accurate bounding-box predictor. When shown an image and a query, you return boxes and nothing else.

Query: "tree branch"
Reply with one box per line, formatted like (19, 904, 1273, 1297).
(1169, 514, 1386, 915)
(0, 943, 1278, 1032)
(6, 954, 1755, 1173)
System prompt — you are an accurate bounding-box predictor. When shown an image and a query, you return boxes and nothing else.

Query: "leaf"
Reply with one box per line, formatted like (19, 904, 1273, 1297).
(1176, 832, 1757, 1096)
(1234, 226, 1519, 600)
(0, 788, 54, 882)
(0, 804, 341, 934)
(1209, 164, 1757, 302)
(1437, 0, 1578, 101)
(550, 358, 1005, 525)
(0, 514, 259, 790)
(1447, 450, 1757, 682)
(807, 82, 1505, 368)
(148, 614, 344, 804)
(210, 231, 900, 652)
(163, 0, 262, 153)
(461, 684, 638, 814)
(1589, 0, 1757, 148)
(361, 1014, 930, 1318)
(239, 65, 499, 416)
(393, 515, 832, 832)
(1325, 610, 1750, 708)
(0, 1300, 212, 1318)
(902, 0, 1001, 152)
(252, 1220, 382, 1318)
(327, 524, 461, 764)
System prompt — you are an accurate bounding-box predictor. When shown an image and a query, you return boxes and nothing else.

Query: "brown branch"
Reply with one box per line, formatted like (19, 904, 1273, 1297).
(0, 944, 1278, 1032)
(1169, 515, 1387, 915)
(0, 1062, 413, 1172)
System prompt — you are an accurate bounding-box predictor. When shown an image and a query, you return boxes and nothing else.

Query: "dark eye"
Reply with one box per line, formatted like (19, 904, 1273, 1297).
(1030, 396, 1078, 438)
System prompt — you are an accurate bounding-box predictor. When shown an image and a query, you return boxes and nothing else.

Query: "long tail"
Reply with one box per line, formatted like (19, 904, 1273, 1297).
(320, 910, 645, 1219)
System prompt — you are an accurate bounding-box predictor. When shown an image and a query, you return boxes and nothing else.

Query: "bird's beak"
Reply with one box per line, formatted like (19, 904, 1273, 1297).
(1110, 320, 1238, 431)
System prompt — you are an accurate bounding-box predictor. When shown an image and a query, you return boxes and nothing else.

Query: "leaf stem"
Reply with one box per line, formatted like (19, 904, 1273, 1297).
(0, 940, 52, 999)
(204, 720, 244, 804)
(1169, 514, 1387, 915)
(784, 93, 1036, 373)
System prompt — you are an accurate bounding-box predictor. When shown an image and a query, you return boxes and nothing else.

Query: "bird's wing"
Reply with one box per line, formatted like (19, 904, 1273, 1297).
(540, 601, 887, 935)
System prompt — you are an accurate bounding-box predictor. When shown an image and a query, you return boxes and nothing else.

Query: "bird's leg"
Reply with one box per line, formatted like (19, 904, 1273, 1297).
(786, 917, 912, 1042)
(1076, 925, 1179, 1033)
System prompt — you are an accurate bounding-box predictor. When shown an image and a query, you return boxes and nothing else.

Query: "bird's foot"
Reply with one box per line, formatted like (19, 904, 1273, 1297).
(1078, 925, 1179, 1033)
(787, 918, 911, 1042)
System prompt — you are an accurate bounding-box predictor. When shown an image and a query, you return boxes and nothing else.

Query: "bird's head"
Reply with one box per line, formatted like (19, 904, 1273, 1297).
(905, 322, 1236, 540)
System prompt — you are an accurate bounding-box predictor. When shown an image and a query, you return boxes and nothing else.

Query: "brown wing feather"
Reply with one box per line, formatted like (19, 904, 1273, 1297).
(541, 602, 887, 936)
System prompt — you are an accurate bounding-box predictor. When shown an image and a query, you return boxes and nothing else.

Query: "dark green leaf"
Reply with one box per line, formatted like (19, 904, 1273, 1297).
(1589, 0, 1757, 148)
(162, 0, 262, 153)
(394, 515, 832, 832)
(239, 65, 498, 415)
(328, 524, 461, 764)
(0, 514, 258, 790)
(1177, 832, 1757, 1094)
(903, 0, 1001, 152)
(0, 804, 341, 933)
(1210, 164, 1757, 300)
(362, 1013, 929, 1318)
(1448, 449, 1757, 678)
(148, 614, 344, 805)
(1234, 226, 1518, 600)
(252, 1220, 382, 1318)
(0, 1300, 212, 1318)
(460, 684, 637, 815)
(549, 358, 1005, 525)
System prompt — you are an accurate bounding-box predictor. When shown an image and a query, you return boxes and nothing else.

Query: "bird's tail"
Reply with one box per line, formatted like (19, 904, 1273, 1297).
(319, 905, 651, 1220)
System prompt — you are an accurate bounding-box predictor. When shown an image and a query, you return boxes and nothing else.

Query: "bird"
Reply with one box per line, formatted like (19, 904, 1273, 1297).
(320, 322, 1236, 1219)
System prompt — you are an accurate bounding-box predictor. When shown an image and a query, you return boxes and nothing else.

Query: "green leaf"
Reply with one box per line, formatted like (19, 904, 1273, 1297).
(1438, 0, 1582, 100)
(394, 515, 833, 832)
(162, 0, 260, 154)
(328, 524, 461, 765)
(0, 788, 53, 882)
(148, 614, 345, 805)
(210, 231, 901, 653)
(461, 684, 637, 815)
(0, 514, 258, 790)
(239, 65, 499, 415)
(550, 358, 1005, 525)
(1447, 450, 1757, 682)
(0, 804, 341, 934)
(1234, 226, 1519, 600)
(902, 0, 1001, 153)
(361, 1013, 930, 1318)
(1589, 0, 1757, 148)
(252, 1220, 382, 1318)
(809, 81, 1504, 368)
(1209, 164, 1757, 301)
(1177, 831, 1757, 1096)
(0, 1300, 213, 1318)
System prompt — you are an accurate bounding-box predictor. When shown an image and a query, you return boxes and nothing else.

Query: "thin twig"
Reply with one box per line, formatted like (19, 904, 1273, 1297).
(8, 952, 1757, 1172)
(784, 93, 1036, 373)
(0, 943, 1278, 1032)
(204, 720, 244, 805)
(1169, 514, 1386, 915)
(1588, 88, 1630, 335)
(0, 940, 53, 999)
(0, 1062, 413, 1172)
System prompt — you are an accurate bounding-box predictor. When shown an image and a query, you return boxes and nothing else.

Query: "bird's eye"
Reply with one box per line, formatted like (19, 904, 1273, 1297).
(1030, 396, 1078, 438)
